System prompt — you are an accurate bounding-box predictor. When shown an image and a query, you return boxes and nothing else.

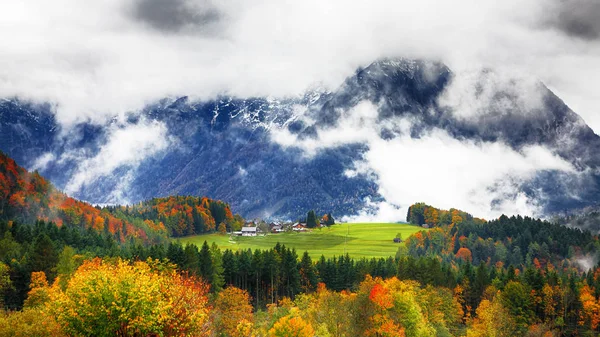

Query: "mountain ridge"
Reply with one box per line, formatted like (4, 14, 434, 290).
(2, 57, 600, 222)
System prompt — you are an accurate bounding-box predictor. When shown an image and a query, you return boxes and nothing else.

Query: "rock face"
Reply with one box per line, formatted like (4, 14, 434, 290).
(1, 58, 599, 220)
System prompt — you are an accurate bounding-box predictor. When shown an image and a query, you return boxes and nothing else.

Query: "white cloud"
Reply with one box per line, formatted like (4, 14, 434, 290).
(342, 198, 407, 224)
(360, 131, 573, 221)
(438, 69, 546, 120)
(64, 119, 171, 200)
(30, 152, 56, 171)
(271, 101, 576, 221)
(0, 0, 599, 132)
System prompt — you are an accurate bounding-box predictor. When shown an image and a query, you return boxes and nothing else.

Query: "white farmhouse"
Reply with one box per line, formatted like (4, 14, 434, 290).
(241, 226, 258, 237)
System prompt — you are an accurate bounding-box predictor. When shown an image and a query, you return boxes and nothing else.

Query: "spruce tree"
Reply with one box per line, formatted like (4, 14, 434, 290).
(306, 210, 318, 228)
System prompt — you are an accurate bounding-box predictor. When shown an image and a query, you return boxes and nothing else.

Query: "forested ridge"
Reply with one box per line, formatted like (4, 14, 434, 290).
(3, 151, 600, 335)
(0, 151, 236, 244)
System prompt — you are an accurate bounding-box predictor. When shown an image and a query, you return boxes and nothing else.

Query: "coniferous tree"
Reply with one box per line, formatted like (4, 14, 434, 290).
(211, 242, 225, 292)
(198, 241, 214, 288)
(299, 252, 317, 293)
(306, 210, 318, 228)
(29, 234, 59, 281)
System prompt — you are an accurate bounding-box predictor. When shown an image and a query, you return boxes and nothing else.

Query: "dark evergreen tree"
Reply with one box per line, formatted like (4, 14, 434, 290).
(29, 233, 59, 281)
(299, 251, 317, 293)
(198, 241, 214, 287)
(306, 210, 318, 228)
(325, 213, 335, 226)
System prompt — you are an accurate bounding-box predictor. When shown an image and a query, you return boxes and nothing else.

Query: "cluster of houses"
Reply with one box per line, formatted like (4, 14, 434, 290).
(233, 220, 324, 237)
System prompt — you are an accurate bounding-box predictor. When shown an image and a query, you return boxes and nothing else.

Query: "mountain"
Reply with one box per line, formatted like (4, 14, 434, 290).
(1, 58, 600, 220)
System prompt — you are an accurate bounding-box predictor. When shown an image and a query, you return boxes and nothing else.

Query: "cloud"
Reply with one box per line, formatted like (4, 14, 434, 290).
(30, 153, 56, 171)
(271, 101, 576, 221)
(438, 68, 546, 120)
(0, 0, 599, 132)
(64, 119, 171, 201)
(132, 0, 222, 34)
(359, 131, 573, 221)
(542, 0, 600, 41)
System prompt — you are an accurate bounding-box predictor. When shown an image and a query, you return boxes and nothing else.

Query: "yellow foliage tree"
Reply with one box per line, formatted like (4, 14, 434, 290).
(212, 287, 254, 337)
(48, 258, 210, 337)
(269, 315, 314, 337)
(467, 295, 517, 337)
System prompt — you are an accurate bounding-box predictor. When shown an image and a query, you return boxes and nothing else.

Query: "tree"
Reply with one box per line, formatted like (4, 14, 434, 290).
(29, 234, 59, 281)
(424, 207, 439, 225)
(55, 246, 80, 290)
(49, 258, 210, 337)
(500, 281, 534, 334)
(323, 213, 335, 226)
(257, 221, 269, 235)
(0, 261, 13, 308)
(183, 244, 200, 276)
(199, 241, 214, 285)
(0, 308, 64, 337)
(23, 271, 50, 308)
(580, 283, 600, 331)
(467, 296, 517, 337)
(456, 247, 473, 263)
(212, 287, 253, 337)
(269, 315, 314, 337)
(306, 210, 318, 228)
(218, 222, 227, 235)
(211, 242, 225, 292)
(299, 252, 317, 293)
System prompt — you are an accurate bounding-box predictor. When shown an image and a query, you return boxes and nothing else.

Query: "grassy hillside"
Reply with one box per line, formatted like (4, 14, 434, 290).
(179, 222, 426, 258)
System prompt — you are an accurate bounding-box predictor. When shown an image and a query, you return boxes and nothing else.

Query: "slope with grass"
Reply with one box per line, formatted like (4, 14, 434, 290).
(179, 223, 426, 258)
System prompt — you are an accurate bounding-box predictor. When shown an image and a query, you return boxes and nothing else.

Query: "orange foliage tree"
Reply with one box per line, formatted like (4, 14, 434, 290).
(456, 247, 473, 263)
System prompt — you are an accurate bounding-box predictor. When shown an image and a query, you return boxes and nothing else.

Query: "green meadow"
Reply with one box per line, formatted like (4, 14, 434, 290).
(178, 223, 426, 259)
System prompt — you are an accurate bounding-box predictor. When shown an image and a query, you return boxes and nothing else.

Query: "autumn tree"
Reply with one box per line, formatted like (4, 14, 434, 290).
(580, 283, 600, 331)
(23, 271, 50, 308)
(456, 247, 473, 263)
(467, 294, 517, 337)
(424, 207, 439, 226)
(0, 308, 64, 337)
(269, 315, 315, 337)
(48, 258, 210, 337)
(212, 287, 254, 336)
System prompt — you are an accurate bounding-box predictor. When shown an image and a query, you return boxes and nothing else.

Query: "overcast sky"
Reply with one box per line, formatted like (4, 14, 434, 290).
(0, 0, 599, 130)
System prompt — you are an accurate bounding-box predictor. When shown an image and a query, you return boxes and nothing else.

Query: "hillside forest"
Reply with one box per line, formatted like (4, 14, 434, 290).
(2, 152, 600, 336)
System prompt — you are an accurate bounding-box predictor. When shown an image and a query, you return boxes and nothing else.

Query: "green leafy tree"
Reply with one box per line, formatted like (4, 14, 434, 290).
(55, 246, 79, 290)
(500, 281, 534, 334)
(0, 261, 13, 308)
